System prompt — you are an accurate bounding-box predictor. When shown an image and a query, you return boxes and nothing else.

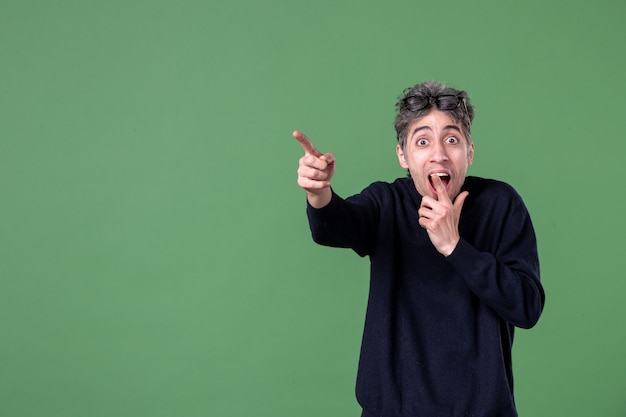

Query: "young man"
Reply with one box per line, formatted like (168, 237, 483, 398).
(293, 81, 545, 416)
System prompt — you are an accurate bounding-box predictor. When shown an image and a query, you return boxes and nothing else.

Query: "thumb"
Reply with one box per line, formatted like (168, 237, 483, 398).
(453, 191, 469, 212)
(320, 153, 336, 166)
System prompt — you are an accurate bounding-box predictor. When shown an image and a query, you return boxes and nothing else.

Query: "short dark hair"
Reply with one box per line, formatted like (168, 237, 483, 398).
(394, 81, 475, 150)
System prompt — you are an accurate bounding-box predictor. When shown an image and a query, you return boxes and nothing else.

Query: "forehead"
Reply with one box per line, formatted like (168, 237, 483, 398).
(407, 109, 461, 133)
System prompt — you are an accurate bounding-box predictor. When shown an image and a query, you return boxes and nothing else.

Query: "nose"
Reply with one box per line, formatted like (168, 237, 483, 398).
(430, 142, 448, 162)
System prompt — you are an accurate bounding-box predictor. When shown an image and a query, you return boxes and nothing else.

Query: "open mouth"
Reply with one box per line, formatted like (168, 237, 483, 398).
(429, 172, 450, 190)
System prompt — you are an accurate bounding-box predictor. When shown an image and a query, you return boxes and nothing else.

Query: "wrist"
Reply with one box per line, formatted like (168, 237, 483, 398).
(442, 237, 460, 257)
(307, 188, 332, 208)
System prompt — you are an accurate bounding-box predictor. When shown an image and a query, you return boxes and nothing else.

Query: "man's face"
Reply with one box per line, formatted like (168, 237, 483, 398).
(396, 109, 474, 200)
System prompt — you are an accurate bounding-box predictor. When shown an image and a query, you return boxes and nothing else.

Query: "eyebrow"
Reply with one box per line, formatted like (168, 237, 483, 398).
(410, 124, 462, 138)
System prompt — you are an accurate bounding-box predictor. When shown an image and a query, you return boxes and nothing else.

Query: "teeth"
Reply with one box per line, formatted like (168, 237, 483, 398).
(430, 173, 449, 177)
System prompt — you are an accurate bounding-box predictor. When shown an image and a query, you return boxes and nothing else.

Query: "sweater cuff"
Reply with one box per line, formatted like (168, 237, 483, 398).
(306, 189, 339, 214)
(445, 238, 480, 272)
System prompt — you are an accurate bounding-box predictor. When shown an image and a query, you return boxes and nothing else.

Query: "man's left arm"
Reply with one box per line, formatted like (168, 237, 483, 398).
(419, 176, 544, 328)
(446, 199, 545, 329)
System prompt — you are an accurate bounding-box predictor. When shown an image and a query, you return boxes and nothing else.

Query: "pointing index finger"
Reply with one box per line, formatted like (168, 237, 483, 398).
(293, 130, 322, 157)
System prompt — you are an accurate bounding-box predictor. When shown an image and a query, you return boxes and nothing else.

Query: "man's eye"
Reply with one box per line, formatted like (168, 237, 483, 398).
(446, 136, 459, 144)
(417, 138, 428, 146)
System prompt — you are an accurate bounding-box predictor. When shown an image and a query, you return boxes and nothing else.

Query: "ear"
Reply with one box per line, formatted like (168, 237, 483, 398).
(467, 143, 475, 166)
(396, 144, 409, 169)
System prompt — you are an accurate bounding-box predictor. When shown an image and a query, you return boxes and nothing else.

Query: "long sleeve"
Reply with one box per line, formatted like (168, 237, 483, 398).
(446, 238, 544, 329)
(446, 180, 545, 329)
(306, 187, 383, 257)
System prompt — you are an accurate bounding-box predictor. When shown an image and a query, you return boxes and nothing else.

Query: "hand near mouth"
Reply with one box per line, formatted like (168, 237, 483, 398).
(418, 174, 469, 256)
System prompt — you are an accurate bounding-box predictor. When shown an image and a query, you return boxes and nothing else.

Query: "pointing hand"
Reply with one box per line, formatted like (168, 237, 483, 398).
(293, 130, 335, 208)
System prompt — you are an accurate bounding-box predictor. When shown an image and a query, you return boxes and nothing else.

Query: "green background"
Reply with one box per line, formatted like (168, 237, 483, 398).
(2, 0, 625, 416)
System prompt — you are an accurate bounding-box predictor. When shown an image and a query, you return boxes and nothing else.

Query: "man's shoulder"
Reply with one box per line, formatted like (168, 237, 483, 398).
(464, 176, 526, 209)
(363, 176, 413, 192)
(343, 177, 416, 208)
(356, 177, 415, 198)
(465, 176, 519, 195)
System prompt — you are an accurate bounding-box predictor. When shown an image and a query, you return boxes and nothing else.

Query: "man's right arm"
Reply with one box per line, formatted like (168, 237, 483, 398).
(293, 130, 379, 256)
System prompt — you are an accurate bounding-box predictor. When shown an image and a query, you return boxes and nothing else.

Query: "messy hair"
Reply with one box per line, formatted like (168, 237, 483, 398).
(394, 81, 475, 150)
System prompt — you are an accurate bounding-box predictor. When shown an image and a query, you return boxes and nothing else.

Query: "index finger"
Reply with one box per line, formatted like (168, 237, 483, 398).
(293, 130, 322, 157)
(431, 174, 451, 203)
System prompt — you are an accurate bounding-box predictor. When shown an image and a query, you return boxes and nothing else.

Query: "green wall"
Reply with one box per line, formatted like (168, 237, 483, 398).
(2, 1, 625, 416)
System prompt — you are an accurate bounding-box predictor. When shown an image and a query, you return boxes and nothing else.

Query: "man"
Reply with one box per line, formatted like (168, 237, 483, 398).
(293, 81, 545, 417)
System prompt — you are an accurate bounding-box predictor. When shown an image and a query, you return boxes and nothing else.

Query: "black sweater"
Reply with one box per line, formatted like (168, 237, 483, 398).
(306, 176, 545, 417)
